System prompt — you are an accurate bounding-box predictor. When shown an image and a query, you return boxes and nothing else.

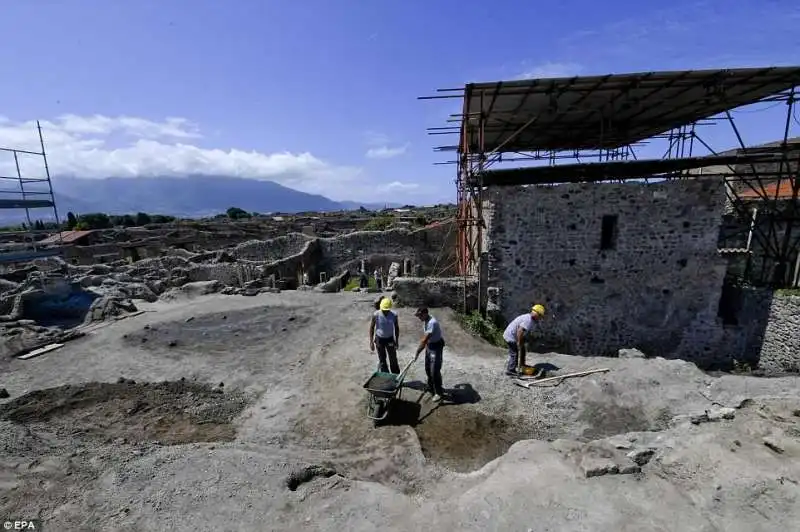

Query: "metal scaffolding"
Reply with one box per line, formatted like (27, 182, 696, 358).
(0, 121, 65, 265)
(420, 66, 800, 307)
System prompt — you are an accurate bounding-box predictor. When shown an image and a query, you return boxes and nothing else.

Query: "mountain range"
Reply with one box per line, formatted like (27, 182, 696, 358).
(0, 176, 400, 223)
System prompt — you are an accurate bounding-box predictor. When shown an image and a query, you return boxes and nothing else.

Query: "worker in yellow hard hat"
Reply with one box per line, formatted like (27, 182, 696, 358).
(502, 304, 546, 376)
(369, 297, 400, 374)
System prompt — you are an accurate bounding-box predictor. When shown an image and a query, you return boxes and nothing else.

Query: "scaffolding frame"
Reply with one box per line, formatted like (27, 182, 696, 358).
(420, 67, 800, 309)
(0, 121, 65, 265)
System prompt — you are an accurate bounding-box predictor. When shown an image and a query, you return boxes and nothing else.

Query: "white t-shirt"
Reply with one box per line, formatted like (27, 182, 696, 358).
(503, 313, 534, 343)
(423, 316, 443, 343)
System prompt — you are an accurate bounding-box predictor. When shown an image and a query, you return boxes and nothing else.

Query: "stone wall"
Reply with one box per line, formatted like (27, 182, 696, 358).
(186, 262, 262, 287)
(758, 293, 800, 373)
(485, 177, 730, 365)
(231, 234, 311, 262)
(391, 277, 477, 310)
(63, 243, 123, 265)
(721, 288, 800, 374)
(318, 221, 456, 277)
(260, 240, 324, 286)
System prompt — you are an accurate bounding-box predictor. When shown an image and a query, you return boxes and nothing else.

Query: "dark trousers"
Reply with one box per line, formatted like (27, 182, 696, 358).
(375, 337, 400, 374)
(506, 341, 525, 372)
(425, 341, 445, 395)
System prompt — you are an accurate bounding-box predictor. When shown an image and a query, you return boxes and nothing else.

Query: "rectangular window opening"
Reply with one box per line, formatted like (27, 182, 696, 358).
(600, 215, 618, 250)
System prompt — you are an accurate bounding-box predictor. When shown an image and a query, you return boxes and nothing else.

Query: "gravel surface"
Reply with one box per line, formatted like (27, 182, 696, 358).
(1, 290, 798, 531)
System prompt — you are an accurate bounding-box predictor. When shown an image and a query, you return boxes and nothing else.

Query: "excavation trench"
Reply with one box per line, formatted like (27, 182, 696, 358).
(0, 380, 249, 445)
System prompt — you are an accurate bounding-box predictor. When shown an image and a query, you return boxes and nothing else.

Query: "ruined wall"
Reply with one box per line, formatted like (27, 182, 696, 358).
(485, 177, 729, 365)
(260, 240, 324, 285)
(231, 234, 311, 262)
(63, 243, 123, 265)
(391, 277, 477, 310)
(318, 221, 456, 277)
(186, 263, 262, 287)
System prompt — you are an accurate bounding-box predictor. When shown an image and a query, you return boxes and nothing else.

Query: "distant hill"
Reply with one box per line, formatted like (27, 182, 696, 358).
(0, 176, 400, 224)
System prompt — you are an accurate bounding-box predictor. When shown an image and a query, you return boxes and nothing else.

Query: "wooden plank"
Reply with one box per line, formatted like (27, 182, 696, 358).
(17, 343, 64, 360)
(114, 310, 145, 321)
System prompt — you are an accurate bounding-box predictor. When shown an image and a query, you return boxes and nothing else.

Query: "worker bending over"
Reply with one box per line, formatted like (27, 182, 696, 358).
(414, 307, 446, 402)
(503, 304, 545, 376)
(369, 297, 400, 374)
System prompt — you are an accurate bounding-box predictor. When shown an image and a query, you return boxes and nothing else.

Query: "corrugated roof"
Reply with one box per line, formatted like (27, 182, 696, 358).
(39, 230, 97, 245)
(458, 66, 800, 153)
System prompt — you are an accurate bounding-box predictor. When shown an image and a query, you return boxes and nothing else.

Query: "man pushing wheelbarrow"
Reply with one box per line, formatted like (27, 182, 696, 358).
(364, 304, 448, 424)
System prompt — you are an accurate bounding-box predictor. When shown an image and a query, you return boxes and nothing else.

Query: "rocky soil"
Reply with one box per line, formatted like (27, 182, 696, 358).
(0, 291, 798, 531)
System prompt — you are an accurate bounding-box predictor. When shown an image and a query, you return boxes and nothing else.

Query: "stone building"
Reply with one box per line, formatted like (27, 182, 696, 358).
(482, 177, 730, 363)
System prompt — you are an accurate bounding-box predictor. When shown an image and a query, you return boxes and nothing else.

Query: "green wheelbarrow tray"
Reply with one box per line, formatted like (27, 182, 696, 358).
(363, 371, 404, 423)
(364, 371, 403, 396)
(363, 353, 419, 424)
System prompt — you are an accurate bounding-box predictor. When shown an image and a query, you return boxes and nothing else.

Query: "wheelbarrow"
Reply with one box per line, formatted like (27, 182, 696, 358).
(363, 353, 418, 426)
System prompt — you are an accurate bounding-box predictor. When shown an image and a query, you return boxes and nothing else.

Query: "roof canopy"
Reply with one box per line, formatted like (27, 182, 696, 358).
(477, 153, 779, 186)
(461, 66, 800, 153)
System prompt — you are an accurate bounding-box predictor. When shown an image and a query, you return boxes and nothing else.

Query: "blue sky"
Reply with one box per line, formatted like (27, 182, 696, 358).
(0, 0, 798, 204)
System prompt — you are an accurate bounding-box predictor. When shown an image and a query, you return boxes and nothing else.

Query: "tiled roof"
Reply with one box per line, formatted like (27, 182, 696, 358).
(738, 178, 798, 200)
(38, 230, 97, 244)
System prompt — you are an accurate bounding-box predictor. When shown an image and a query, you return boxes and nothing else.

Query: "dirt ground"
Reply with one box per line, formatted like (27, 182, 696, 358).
(1, 290, 799, 531)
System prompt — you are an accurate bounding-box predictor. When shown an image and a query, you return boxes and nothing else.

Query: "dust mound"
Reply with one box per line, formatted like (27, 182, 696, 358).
(0, 380, 249, 444)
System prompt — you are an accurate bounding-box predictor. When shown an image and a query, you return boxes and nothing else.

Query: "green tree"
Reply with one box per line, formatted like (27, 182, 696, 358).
(135, 212, 151, 226)
(150, 214, 175, 224)
(79, 212, 111, 229)
(226, 206, 251, 220)
(66, 212, 77, 230)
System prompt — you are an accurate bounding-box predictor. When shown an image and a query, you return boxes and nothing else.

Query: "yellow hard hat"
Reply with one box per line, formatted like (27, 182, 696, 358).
(379, 298, 393, 311)
(531, 304, 545, 316)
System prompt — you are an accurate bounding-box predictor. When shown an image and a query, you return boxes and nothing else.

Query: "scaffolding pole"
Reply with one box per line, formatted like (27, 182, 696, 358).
(0, 122, 65, 266)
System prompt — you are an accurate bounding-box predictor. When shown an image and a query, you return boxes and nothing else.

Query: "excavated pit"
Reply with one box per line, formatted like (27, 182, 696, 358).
(411, 407, 533, 473)
(0, 380, 249, 444)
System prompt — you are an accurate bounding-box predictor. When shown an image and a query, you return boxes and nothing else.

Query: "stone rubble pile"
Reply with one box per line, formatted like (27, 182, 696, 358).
(1, 229, 439, 358)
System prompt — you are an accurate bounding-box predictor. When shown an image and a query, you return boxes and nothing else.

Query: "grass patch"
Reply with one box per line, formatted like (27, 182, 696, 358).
(362, 216, 394, 231)
(344, 276, 378, 291)
(457, 311, 506, 347)
(775, 288, 800, 297)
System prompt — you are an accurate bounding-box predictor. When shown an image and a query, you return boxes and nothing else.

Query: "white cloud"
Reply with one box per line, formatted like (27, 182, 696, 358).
(0, 114, 380, 201)
(378, 181, 419, 192)
(363, 130, 408, 160)
(516, 62, 583, 80)
(365, 144, 408, 159)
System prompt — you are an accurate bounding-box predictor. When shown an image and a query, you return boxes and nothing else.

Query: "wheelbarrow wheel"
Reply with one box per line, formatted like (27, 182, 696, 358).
(373, 400, 386, 426)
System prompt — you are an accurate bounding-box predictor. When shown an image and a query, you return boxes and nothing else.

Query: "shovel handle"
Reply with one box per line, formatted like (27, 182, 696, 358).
(396, 351, 420, 384)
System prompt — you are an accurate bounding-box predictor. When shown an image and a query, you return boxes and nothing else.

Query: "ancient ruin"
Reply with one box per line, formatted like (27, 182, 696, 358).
(1, 67, 799, 531)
